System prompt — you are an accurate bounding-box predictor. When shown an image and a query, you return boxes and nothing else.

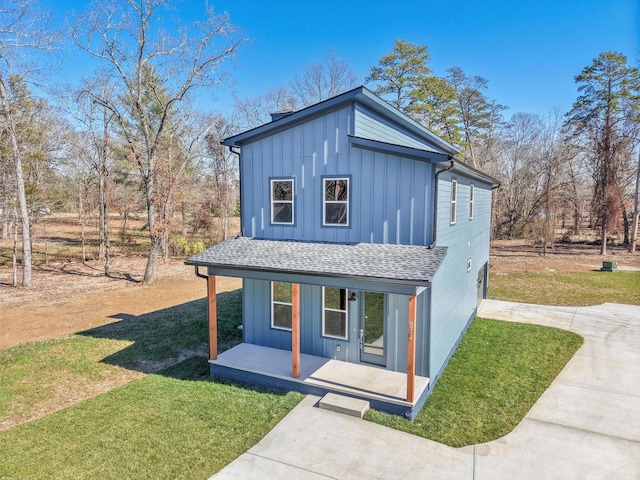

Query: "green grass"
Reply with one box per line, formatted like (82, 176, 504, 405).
(0, 290, 244, 429)
(365, 318, 583, 447)
(0, 288, 302, 479)
(0, 358, 302, 479)
(0, 267, 603, 474)
(79, 289, 243, 372)
(0, 337, 134, 427)
(489, 271, 640, 306)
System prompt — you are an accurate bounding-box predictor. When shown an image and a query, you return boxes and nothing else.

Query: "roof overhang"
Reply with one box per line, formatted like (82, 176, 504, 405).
(449, 161, 500, 188)
(186, 237, 447, 296)
(223, 86, 460, 156)
(348, 135, 452, 163)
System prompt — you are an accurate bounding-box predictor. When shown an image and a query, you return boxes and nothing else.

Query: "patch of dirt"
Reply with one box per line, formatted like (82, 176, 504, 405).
(0, 258, 241, 350)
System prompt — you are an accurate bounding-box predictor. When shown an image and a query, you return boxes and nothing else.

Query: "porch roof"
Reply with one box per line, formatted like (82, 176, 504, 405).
(186, 236, 447, 288)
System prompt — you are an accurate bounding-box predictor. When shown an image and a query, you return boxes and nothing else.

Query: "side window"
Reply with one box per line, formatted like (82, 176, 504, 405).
(323, 287, 348, 339)
(450, 179, 457, 225)
(469, 184, 474, 220)
(271, 179, 294, 224)
(323, 177, 349, 226)
(271, 281, 292, 330)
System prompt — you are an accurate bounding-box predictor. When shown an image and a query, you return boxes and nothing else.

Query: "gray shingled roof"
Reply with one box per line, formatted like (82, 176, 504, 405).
(186, 237, 447, 286)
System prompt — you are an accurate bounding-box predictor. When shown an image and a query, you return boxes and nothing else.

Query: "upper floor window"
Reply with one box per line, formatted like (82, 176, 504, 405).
(450, 179, 458, 225)
(271, 281, 292, 330)
(271, 179, 294, 224)
(323, 287, 348, 339)
(323, 177, 349, 226)
(469, 184, 475, 220)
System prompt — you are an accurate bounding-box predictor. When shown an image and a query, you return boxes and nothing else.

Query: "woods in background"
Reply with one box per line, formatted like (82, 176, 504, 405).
(1, 1, 639, 287)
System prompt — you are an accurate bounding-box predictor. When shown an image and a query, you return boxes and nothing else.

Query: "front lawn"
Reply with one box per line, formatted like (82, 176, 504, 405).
(0, 287, 304, 479)
(0, 358, 301, 479)
(365, 317, 583, 447)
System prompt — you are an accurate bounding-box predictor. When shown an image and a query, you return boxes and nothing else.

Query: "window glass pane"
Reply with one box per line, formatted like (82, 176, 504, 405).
(324, 310, 346, 338)
(364, 292, 384, 343)
(324, 287, 345, 310)
(273, 282, 292, 303)
(324, 179, 348, 201)
(273, 303, 292, 329)
(273, 203, 292, 223)
(325, 203, 348, 225)
(273, 180, 293, 201)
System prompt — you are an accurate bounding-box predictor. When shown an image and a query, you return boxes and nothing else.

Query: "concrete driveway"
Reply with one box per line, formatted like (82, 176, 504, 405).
(213, 301, 640, 479)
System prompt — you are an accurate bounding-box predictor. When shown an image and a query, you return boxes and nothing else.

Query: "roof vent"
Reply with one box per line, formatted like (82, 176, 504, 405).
(270, 111, 295, 122)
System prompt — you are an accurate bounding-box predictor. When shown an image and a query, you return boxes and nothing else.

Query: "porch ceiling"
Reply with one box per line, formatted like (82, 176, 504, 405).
(186, 237, 447, 288)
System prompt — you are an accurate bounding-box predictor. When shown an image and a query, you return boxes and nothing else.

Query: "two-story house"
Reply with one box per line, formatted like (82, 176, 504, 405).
(186, 86, 497, 419)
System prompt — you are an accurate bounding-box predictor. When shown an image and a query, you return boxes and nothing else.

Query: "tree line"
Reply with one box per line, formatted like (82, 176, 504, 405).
(1, 1, 639, 288)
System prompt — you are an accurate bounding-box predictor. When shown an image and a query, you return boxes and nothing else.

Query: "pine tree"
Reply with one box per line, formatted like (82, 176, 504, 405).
(565, 51, 640, 255)
(366, 39, 431, 112)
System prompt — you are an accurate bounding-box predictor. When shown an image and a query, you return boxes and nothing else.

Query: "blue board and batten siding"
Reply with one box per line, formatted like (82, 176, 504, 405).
(240, 105, 436, 246)
(242, 278, 432, 376)
(428, 171, 492, 381)
(243, 279, 359, 362)
(354, 104, 439, 153)
(237, 101, 476, 380)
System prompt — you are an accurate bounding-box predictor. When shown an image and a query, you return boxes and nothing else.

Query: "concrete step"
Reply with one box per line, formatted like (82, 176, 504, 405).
(318, 393, 370, 418)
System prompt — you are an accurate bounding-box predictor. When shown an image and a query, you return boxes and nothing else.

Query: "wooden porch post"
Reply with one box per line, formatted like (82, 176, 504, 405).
(292, 283, 301, 378)
(407, 295, 417, 403)
(207, 275, 218, 360)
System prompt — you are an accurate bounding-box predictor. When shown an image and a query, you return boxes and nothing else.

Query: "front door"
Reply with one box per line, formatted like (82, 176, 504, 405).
(359, 291, 386, 367)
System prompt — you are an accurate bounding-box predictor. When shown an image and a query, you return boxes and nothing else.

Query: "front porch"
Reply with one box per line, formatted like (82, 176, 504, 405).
(210, 343, 430, 419)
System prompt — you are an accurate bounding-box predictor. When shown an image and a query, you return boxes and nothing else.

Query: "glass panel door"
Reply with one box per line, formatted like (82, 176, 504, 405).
(359, 291, 386, 367)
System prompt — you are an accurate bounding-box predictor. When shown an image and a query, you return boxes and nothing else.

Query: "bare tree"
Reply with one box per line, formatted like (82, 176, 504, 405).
(71, 0, 244, 282)
(534, 110, 577, 254)
(291, 50, 359, 107)
(446, 67, 506, 169)
(496, 112, 543, 238)
(0, 0, 56, 287)
(58, 74, 118, 274)
(631, 148, 640, 252)
(234, 86, 298, 130)
(204, 115, 238, 240)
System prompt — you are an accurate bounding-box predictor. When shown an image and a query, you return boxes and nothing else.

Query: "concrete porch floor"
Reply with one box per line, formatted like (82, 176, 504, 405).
(210, 343, 429, 412)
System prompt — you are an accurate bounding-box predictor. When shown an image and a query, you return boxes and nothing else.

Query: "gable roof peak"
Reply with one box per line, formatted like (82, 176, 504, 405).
(224, 85, 459, 156)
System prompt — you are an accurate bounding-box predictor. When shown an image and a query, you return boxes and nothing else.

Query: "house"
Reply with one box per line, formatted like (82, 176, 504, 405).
(186, 86, 497, 419)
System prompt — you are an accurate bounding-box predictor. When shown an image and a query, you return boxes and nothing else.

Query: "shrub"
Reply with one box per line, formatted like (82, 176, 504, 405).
(170, 236, 207, 257)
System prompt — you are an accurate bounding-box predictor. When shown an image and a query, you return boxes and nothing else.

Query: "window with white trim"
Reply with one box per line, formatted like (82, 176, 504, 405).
(322, 287, 348, 339)
(450, 179, 458, 224)
(271, 281, 292, 330)
(469, 184, 475, 220)
(323, 177, 349, 226)
(271, 179, 294, 224)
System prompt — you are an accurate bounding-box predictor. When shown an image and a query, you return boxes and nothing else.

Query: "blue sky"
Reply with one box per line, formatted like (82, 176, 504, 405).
(45, 0, 638, 119)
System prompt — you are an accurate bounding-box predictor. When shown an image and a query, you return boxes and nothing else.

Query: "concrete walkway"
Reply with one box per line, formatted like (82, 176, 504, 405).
(213, 301, 640, 479)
